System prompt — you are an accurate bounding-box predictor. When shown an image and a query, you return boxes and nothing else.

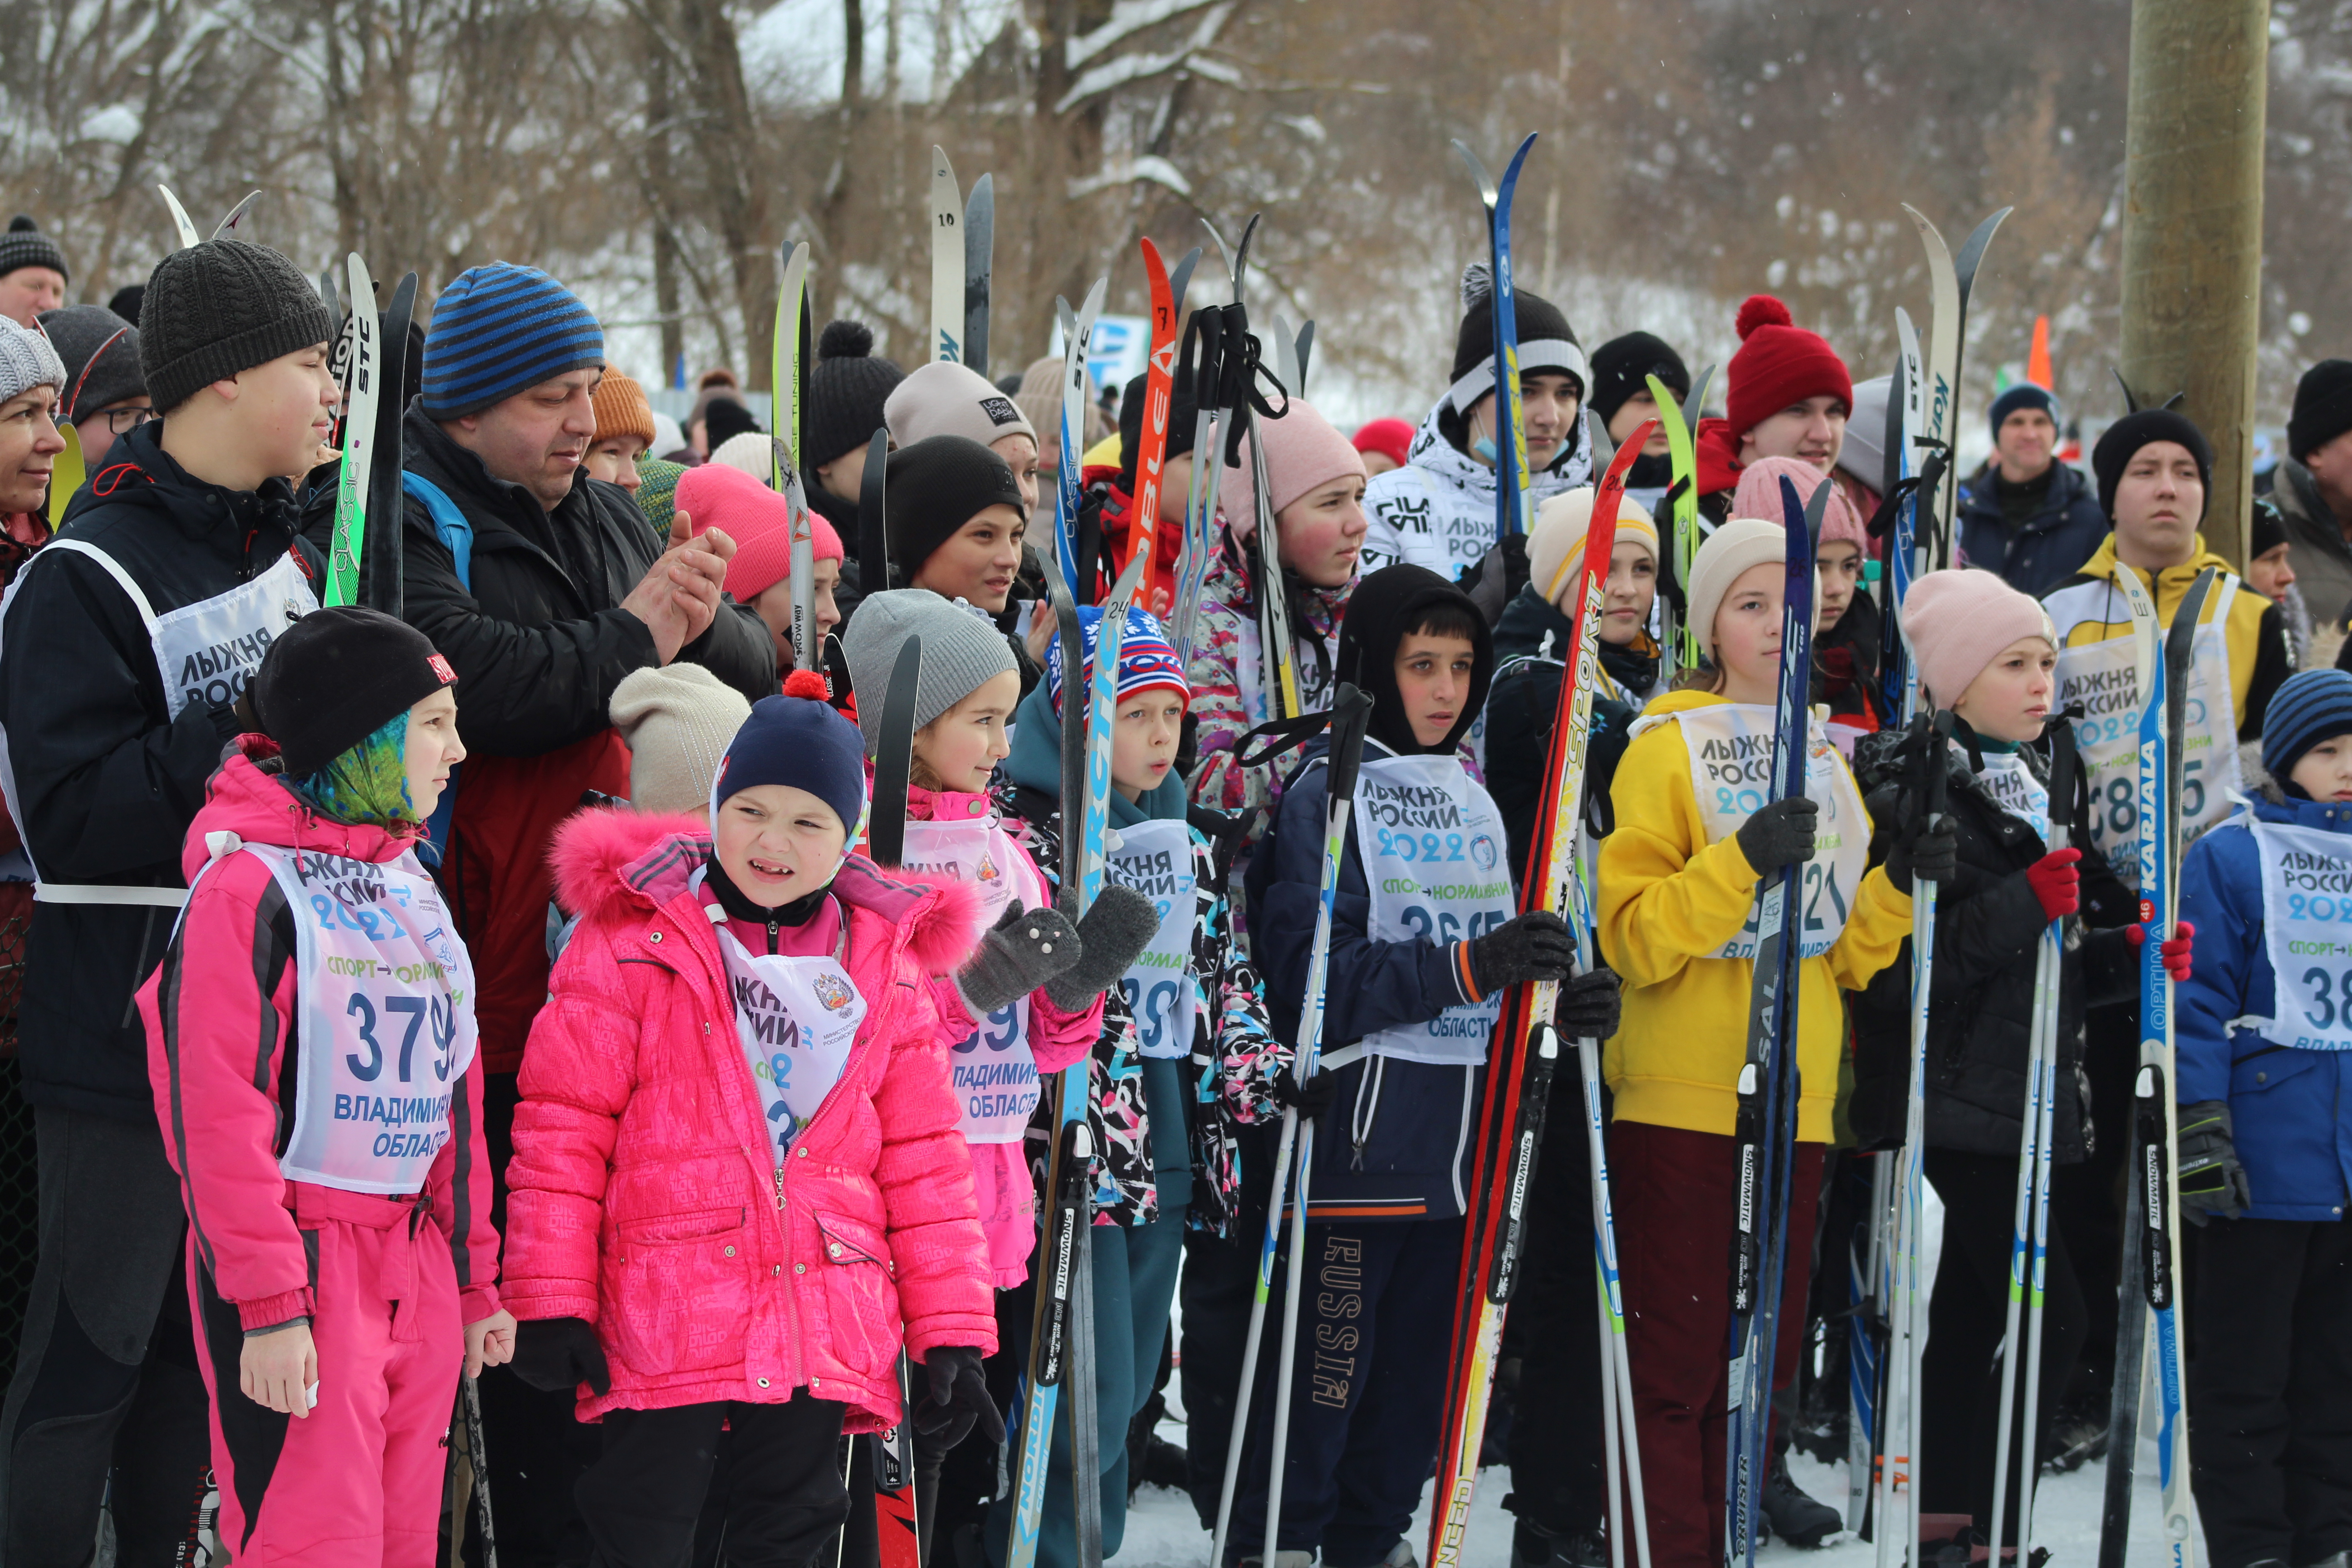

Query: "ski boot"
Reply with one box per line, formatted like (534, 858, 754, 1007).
(2041, 1390, 2111, 1474)
(1512, 1517, 1609, 1568)
(1761, 1453, 1842, 1547)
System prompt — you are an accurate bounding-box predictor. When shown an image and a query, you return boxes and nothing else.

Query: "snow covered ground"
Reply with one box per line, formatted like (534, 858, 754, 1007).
(1112, 1434, 2183, 1568)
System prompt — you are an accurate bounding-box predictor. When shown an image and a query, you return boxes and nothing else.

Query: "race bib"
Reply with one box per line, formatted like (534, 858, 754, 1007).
(1674, 703, 1870, 960)
(247, 843, 479, 1196)
(716, 925, 866, 1163)
(2248, 815, 2352, 1051)
(1349, 752, 1514, 1066)
(902, 814, 1048, 1142)
(1103, 818, 1198, 1059)
(1976, 751, 2052, 849)
(2053, 579, 2241, 886)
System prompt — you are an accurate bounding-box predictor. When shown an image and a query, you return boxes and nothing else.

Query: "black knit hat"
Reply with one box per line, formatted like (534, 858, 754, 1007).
(807, 320, 905, 470)
(1448, 263, 1586, 415)
(2252, 496, 2288, 560)
(1588, 332, 1690, 426)
(1335, 563, 1494, 758)
(2092, 409, 2212, 523)
(139, 240, 335, 415)
(703, 394, 761, 451)
(0, 217, 67, 285)
(1116, 367, 1201, 485)
(254, 607, 458, 777)
(38, 305, 142, 421)
(2288, 359, 2352, 464)
(886, 435, 1027, 581)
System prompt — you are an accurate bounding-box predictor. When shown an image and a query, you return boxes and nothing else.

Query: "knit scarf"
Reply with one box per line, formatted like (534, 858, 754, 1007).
(284, 715, 416, 829)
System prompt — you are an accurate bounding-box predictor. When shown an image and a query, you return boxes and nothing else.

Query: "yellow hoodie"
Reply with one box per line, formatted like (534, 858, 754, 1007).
(2041, 533, 2281, 733)
(1597, 688, 1914, 1143)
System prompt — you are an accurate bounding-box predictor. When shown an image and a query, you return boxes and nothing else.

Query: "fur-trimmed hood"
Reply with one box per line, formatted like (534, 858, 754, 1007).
(549, 806, 986, 979)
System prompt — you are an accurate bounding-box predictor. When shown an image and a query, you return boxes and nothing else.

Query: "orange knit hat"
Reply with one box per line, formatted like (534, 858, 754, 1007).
(592, 370, 657, 448)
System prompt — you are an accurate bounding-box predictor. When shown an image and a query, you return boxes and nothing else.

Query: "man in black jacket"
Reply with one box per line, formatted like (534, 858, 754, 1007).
(1955, 385, 2107, 598)
(304, 263, 772, 1559)
(0, 238, 335, 1566)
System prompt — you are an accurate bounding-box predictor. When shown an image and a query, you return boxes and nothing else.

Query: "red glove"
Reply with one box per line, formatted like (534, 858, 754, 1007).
(2024, 848, 2082, 921)
(2127, 919, 2196, 982)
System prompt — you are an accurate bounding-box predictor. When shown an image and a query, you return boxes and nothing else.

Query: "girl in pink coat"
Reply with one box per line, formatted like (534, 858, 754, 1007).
(140, 606, 513, 1567)
(501, 671, 1008, 1567)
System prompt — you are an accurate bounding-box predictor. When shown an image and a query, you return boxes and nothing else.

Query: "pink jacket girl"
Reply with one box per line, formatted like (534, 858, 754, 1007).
(500, 672, 1004, 1567)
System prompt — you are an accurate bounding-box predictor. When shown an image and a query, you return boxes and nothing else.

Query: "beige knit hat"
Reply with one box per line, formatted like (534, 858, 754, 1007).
(610, 664, 755, 818)
(1686, 516, 1788, 660)
(886, 360, 1035, 450)
(1528, 487, 1660, 611)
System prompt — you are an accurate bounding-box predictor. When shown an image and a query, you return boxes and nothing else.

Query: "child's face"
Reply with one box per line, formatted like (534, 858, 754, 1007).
(237, 344, 342, 483)
(2291, 734, 2352, 804)
(1272, 475, 1369, 588)
(909, 506, 1026, 613)
(584, 435, 647, 493)
(1815, 542, 1863, 631)
(1598, 540, 1657, 647)
(1950, 636, 2056, 745)
(752, 559, 843, 672)
(1110, 690, 1185, 801)
(1392, 628, 1478, 750)
(714, 783, 848, 907)
(913, 671, 1019, 794)
(402, 688, 466, 822)
(1711, 562, 1788, 702)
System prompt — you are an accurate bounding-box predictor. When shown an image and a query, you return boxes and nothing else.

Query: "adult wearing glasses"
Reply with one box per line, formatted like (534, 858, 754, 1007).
(37, 306, 150, 471)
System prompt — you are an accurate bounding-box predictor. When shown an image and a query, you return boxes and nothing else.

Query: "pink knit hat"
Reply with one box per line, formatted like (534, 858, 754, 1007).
(1733, 456, 1868, 549)
(1219, 398, 1367, 534)
(1901, 568, 2056, 708)
(674, 461, 844, 602)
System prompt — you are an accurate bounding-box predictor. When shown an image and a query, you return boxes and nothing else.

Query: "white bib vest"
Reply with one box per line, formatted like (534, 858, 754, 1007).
(2049, 575, 2241, 885)
(1659, 703, 1870, 960)
(0, 541, 315, 901)
(1976, 751, 2053, 850)
(1102, 817, 1198, 1060)
(1344, 752, 1515, 1067)
(711, 907, 867, 1164)
(2244, 810, 2352, 1052)
(224, 840, 478, 1196)
(902, 814, 1047, 1143)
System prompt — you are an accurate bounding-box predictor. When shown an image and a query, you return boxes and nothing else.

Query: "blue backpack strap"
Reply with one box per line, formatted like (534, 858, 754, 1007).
(401, 471, 474, 592)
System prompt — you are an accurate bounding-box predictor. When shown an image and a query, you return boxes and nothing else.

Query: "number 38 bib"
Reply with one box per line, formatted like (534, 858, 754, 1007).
(1670, 703, 1870, 960)
(2051, 575, 2242, 885)
(1350, 752, 1515, 1066)
(232, 841, 479, 1196)
(2246, 813, 2352, 1052)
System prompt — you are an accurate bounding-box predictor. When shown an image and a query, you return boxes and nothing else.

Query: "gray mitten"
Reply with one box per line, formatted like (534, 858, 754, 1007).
(1042, 883, 1161, 1013)
(955, 901, 1083, 1018)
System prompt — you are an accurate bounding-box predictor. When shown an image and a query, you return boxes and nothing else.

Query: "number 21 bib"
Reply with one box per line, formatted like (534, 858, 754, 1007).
(1671, 703, 1869, 960)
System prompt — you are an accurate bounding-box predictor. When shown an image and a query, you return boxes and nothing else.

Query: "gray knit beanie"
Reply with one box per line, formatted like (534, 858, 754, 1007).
(37, 305, 141, 421)
(840, 588, 1017, 756)
(610, 663, 755, 818)
(140, 239, 335, 414)
(0, 315, 66, 406)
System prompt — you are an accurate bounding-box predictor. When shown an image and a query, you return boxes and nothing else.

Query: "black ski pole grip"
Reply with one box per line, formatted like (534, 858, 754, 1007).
(1925, 710, 1955, 828)
(1325, 684, 1374, 803)
(2047, 706, 2080, 844)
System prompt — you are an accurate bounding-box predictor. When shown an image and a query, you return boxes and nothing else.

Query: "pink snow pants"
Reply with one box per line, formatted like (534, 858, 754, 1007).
(189, 1184, 462, 1566)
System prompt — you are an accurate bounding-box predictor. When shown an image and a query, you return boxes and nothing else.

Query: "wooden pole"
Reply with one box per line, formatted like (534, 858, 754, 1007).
(2117, 0, 2269, 569)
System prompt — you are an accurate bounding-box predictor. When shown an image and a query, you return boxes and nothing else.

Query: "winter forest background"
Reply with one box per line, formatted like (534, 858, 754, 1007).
(1, 0, 2346, 436)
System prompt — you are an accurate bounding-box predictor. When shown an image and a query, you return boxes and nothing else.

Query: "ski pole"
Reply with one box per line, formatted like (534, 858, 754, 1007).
(1988, 935, 2054, 1559)
(1579, 1023, 1651, 1568)
(461, 1373, 500, 1568)
(1259, 686, 1374, 1565)
(1208, 1109, 1301, 1568)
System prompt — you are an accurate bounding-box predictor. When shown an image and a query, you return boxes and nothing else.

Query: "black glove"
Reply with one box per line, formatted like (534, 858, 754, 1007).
(1269, 1067, 1343, 1119)
(1734, 796, 1818, 873)
(510, 1316, 611, 1396)
(1886, 811, 1959, 886)
(915, 1345, 1004, 1450)
(1461, 534, 1530, 627)
(1041, 883, 1160, 1012)
(1469, 911, 1577, 994)
(2176, 1099, 2253, 1224)
(955, 901, 1083, 1017)
(1553, 967, 1623, 1041)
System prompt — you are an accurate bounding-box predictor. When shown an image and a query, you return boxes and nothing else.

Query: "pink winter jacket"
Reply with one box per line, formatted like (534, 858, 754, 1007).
(503, 808, 995, 1428)
(140, 742, 502, 1333)
(901, 785, 1104, 1288)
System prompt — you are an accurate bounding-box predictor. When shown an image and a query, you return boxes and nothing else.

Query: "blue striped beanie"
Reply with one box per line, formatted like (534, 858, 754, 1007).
(2262, 668, 2352, 784)
(420, 262, 603, 419)
(1045, 605, 1191, 719)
